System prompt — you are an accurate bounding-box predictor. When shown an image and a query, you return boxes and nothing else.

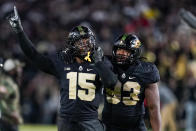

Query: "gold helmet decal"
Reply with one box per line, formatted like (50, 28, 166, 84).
(135, 39, 141, 48)
(131, 39, 141, 48)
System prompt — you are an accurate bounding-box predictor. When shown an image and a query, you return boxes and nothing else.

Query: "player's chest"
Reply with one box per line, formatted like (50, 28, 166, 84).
(62, 64, 96, 74)
(59, 64, 100, 88)
(120, 72, 144, 94)
(105, 71, 145, 106)
(60, 64, 100, 101)
(117, 71, 142, 86)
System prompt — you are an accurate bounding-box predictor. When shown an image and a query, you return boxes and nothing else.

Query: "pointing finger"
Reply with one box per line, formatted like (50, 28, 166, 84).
(14, 6, 18, 19)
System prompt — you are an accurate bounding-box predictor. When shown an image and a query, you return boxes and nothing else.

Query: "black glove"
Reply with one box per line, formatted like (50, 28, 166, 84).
(8, 6, 23, 33)
(93, 46, 104, 63)
(59, 48, 74, 64)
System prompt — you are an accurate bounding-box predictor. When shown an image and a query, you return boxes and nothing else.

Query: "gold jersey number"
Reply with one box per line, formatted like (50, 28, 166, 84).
(106, 81, 141, 106)
(67, 72, 96, 101)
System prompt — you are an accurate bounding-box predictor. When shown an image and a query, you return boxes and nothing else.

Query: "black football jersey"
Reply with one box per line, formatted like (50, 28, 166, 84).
(102, 60, 160, 126)
(54, 59, 103, 120)
(17, 31, 104, 121)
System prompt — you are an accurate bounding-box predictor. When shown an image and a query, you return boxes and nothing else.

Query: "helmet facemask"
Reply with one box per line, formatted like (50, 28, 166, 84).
(113, 48, 137, 65)
(74, 36, 95, 60)
(67, 26, 96, 62)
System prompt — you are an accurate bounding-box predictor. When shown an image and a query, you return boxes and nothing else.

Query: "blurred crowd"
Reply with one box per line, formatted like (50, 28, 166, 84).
(0, 0, 196, 130)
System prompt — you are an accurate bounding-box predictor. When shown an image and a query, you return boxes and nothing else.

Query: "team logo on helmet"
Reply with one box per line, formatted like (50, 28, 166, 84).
(130, 39, 141, 48)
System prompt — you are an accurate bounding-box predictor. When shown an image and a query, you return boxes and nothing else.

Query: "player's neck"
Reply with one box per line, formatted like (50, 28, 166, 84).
(75, 57, 84, 63)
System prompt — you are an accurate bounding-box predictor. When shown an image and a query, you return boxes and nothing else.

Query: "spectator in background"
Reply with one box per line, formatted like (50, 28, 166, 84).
(184, 64, 196, 131)
(0, 58, 24, 131)
(159, 81, 178, 131)
(26, 72, 59, 124)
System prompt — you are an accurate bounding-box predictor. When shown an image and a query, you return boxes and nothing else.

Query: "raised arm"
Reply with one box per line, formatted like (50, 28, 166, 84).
(145, 83, 161, 131)
(93, 47, 119, 89)
(8, 6, 57, 76)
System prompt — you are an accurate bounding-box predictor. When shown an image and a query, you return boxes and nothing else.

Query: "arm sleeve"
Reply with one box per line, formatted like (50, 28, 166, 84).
(137, 63, 160, 84)
(94, 61, 118, 89)
(145, 64, 160, 84)
(17, 31, 57, 76)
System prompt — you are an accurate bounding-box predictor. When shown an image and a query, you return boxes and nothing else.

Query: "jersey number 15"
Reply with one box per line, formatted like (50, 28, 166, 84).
(67, 72, 96, 101)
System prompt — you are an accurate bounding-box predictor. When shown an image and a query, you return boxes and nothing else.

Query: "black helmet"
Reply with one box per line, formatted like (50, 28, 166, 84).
(67, 25, 96, 62)
(112, 34, 142, 64)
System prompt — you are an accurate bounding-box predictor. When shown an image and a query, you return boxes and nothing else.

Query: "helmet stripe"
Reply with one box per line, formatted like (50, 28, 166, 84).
(121, 34, 128, 41)
(77, 26, 85, 35)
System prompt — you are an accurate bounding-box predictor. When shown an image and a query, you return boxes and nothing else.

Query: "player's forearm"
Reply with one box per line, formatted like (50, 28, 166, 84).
(149, 106, 161, 131)
(17, 31, 57, 76)
(94, 61, 118, 88)
(17, 31, 39, 60)
(145, 83, 161, 131)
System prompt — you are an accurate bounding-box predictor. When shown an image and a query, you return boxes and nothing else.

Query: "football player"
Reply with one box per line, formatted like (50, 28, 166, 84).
(93, 34, 161, 131)
(8, 6, 105, 131)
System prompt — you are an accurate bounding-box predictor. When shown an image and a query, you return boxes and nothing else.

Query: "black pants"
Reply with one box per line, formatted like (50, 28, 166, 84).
(58, 117, 105, 131)
(0, 120, 18, 131)
(103, 117, 147, 131)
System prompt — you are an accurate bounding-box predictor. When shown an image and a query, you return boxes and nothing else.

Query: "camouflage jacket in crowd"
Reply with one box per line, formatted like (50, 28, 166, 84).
(0, 74, 23, 125)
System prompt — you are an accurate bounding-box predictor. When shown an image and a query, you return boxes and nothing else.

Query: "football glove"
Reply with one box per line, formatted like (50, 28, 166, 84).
(7, 6, 23, 33)
(58, 48, 74, 64)
(93, 46, 104, 63)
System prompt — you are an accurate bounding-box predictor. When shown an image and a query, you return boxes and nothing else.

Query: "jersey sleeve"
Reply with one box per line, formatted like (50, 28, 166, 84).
(148, 64, 160, 83)
(93, 57, 117, 89)
(134, 62, 160, 84)
(17, 31, 58, 76)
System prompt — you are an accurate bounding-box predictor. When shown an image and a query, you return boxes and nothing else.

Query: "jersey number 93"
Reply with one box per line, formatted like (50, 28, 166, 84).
(106, 81, 141, 106)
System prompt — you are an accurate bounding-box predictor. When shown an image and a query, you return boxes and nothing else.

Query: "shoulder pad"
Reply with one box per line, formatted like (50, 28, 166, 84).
(133, 61, 160, 84)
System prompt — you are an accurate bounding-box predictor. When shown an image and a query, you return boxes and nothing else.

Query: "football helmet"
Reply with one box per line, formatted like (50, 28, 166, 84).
(112, 34, 142, 64)
(67, 26, 96, 62)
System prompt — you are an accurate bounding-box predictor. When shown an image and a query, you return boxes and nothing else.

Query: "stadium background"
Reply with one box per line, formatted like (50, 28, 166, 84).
(0, 0, 196, 130)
